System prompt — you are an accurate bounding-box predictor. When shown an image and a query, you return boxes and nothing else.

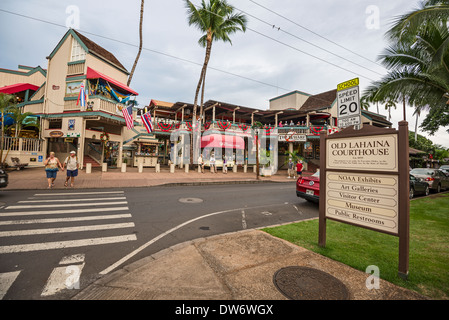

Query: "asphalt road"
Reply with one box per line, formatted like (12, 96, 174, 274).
(0, 182, 318, 300)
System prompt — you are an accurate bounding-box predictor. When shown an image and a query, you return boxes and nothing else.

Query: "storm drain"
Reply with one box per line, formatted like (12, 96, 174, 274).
(273, 266, 350, 300)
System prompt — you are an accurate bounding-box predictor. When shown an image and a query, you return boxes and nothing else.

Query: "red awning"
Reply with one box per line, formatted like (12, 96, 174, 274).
(86, 67, 138, 96)
(0, 83, 40, 94)
(201, 134, 245, 150)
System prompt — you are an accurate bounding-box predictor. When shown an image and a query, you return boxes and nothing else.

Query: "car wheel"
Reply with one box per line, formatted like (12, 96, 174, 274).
(437, 184, 441, 193)
(425, 186, 430, 196)
(409, 187, 414, 199)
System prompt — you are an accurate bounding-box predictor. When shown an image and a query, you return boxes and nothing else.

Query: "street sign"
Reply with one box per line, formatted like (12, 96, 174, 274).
(319, 123, 411, 279)
(337, 78, 361, 128)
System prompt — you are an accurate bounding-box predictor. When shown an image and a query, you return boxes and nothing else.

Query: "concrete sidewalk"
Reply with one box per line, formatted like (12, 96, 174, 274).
(73, 230, 426, 300)
(3, 166, 297, 190)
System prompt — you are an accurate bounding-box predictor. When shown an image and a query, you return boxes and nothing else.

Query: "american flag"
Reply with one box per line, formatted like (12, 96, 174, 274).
(141, 111, 153, 133)
(122, 105, 134, 129)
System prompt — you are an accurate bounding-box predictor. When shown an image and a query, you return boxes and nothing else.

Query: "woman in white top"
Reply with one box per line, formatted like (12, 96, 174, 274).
(63, 151, 79, 188)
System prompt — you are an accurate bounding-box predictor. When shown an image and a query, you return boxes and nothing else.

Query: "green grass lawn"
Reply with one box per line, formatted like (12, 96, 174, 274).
(263, 193, 449, 300)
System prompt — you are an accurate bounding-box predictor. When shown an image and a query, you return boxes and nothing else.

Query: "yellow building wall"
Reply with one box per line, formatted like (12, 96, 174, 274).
(0, 69, 46, 88)
(86, 54, 129, 85)
(44, 34, 73, 114)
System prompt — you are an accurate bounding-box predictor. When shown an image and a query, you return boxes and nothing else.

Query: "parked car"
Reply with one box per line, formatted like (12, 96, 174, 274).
(440, 165, 449, 174)
(409, 174, 429, 199)
(0, 168, 8, 188)
(409, 168, 449, 193)
(296, 170, 320, 203)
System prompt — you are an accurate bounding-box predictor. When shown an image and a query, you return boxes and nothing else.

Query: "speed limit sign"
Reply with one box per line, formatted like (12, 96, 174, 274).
(337, 78, 361, 128)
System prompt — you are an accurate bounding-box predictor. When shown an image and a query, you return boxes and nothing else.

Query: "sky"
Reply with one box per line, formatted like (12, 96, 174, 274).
(0, 0, 448, 148)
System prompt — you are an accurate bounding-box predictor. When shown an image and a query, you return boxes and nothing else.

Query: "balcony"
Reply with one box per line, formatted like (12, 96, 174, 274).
(67, 60, 85, 76)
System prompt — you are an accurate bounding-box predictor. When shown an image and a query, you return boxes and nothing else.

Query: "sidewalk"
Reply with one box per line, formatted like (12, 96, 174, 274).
(3, 166, 297, 190)
(73, 230, 426, 300)
(3, 166, 427, 300)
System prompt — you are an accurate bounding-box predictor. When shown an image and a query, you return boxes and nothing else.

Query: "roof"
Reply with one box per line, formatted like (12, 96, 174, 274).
(409, 147, 426, 155)
(86, 67, 138, 95)
(48, 29, 128, 74)
(299, 89, 337, 112)
(0, 83, 40, 94)
(361, 110, 392, 126)
(72, 30, 128, 74)
(149, 100, 175, 108)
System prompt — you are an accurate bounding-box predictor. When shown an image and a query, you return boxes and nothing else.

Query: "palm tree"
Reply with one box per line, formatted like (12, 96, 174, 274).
(0, 93, 16, 168)
(251, 121, 263, 180)
(1, 106, 40, 166)
(364, 1, 449, 128)
(384, 99, 397, 121)
(360, 96, 370, 111)
(127, 0, 145, 86)
(185, 0, 247, 126)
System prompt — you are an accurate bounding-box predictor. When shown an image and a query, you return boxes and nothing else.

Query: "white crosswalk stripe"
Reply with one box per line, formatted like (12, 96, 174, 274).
(0, 191, 137, 255)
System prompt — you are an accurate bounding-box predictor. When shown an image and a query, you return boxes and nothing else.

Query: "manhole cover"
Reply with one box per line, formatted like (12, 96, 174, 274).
(273, 266, 350, 300)
(178, 198, 203, 204)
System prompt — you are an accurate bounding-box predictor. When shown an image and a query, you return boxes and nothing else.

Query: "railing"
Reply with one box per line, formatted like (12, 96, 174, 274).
(22, 102, 44, 114)
(67, 61, 85, 76)
(64, 100, 80, 111)
(1, 137, 44, 152)
(150, 119, 332, 136)
(86, 142, 102, 164)
(89, 95, 122, 115)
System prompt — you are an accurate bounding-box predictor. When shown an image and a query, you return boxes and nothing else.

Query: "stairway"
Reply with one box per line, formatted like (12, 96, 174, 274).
(83, 155, 101, 168)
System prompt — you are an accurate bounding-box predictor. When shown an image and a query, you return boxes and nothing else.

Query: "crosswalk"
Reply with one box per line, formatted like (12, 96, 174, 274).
(0, 190, 137, 298)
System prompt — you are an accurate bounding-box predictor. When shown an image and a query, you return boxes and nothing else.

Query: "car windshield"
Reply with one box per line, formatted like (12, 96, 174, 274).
(411, 169, 434, 175)
(312, 171, 320, 177)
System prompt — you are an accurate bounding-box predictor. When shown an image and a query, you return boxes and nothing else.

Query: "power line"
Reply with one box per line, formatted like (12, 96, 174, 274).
(247, 0, 384, 69)
(0, 8, 293, 93)
(229, 3, 384, 77)
(189, 2, 378, 82)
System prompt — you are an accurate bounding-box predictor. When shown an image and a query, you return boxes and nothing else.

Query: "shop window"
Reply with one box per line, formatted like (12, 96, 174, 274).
(49, 119, 62, 130)
(304, 142, 314, 159)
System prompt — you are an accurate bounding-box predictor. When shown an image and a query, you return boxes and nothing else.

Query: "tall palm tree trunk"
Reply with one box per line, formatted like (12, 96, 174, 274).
(191, 35, 213, 165)
(127, 0, 144, 86)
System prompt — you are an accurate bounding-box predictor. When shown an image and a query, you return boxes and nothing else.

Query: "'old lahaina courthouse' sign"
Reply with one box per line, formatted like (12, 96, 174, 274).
(318, 122, 410, 279)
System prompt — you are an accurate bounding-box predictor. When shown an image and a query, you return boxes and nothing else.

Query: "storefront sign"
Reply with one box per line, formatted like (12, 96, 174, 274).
(49, 131, 64, 138)
(278, 132, 307, 142)
(319, 123, 410, 279)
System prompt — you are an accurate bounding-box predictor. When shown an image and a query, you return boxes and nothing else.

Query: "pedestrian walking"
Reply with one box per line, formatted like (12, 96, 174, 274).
(44, 152, 64, 189)
(210, 154, 216, 173)
(287, 158, 295, 179)
(223, 156, 228, 174)
(296, 160, 304, 178)
(198, 154, 204, 173)
(64, 151, 79, 188)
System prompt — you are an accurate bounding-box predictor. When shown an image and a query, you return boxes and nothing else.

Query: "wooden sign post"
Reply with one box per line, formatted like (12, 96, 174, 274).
(318, 122, 410, 279)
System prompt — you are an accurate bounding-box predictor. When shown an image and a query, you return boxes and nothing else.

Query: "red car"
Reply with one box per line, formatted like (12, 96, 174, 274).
(296, 171, 320, 203)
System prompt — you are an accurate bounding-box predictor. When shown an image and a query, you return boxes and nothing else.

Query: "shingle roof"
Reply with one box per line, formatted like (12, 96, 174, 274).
(299, 89, 337, 112)
(72, 30, 128, 73)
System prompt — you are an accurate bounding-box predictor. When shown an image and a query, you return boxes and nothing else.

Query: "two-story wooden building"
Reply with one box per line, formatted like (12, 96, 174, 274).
(13, 29, 139, 169)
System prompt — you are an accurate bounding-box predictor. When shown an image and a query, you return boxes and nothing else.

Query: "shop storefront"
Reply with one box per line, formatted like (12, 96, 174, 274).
(133, 138, 160, 167)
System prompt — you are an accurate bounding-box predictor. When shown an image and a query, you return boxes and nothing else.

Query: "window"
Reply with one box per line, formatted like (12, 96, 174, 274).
(71, 39, 86, 62)
(49, 119, 62, 130)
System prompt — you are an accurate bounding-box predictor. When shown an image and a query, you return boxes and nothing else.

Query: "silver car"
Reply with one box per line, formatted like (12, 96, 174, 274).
(410, 168, 449, 193)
